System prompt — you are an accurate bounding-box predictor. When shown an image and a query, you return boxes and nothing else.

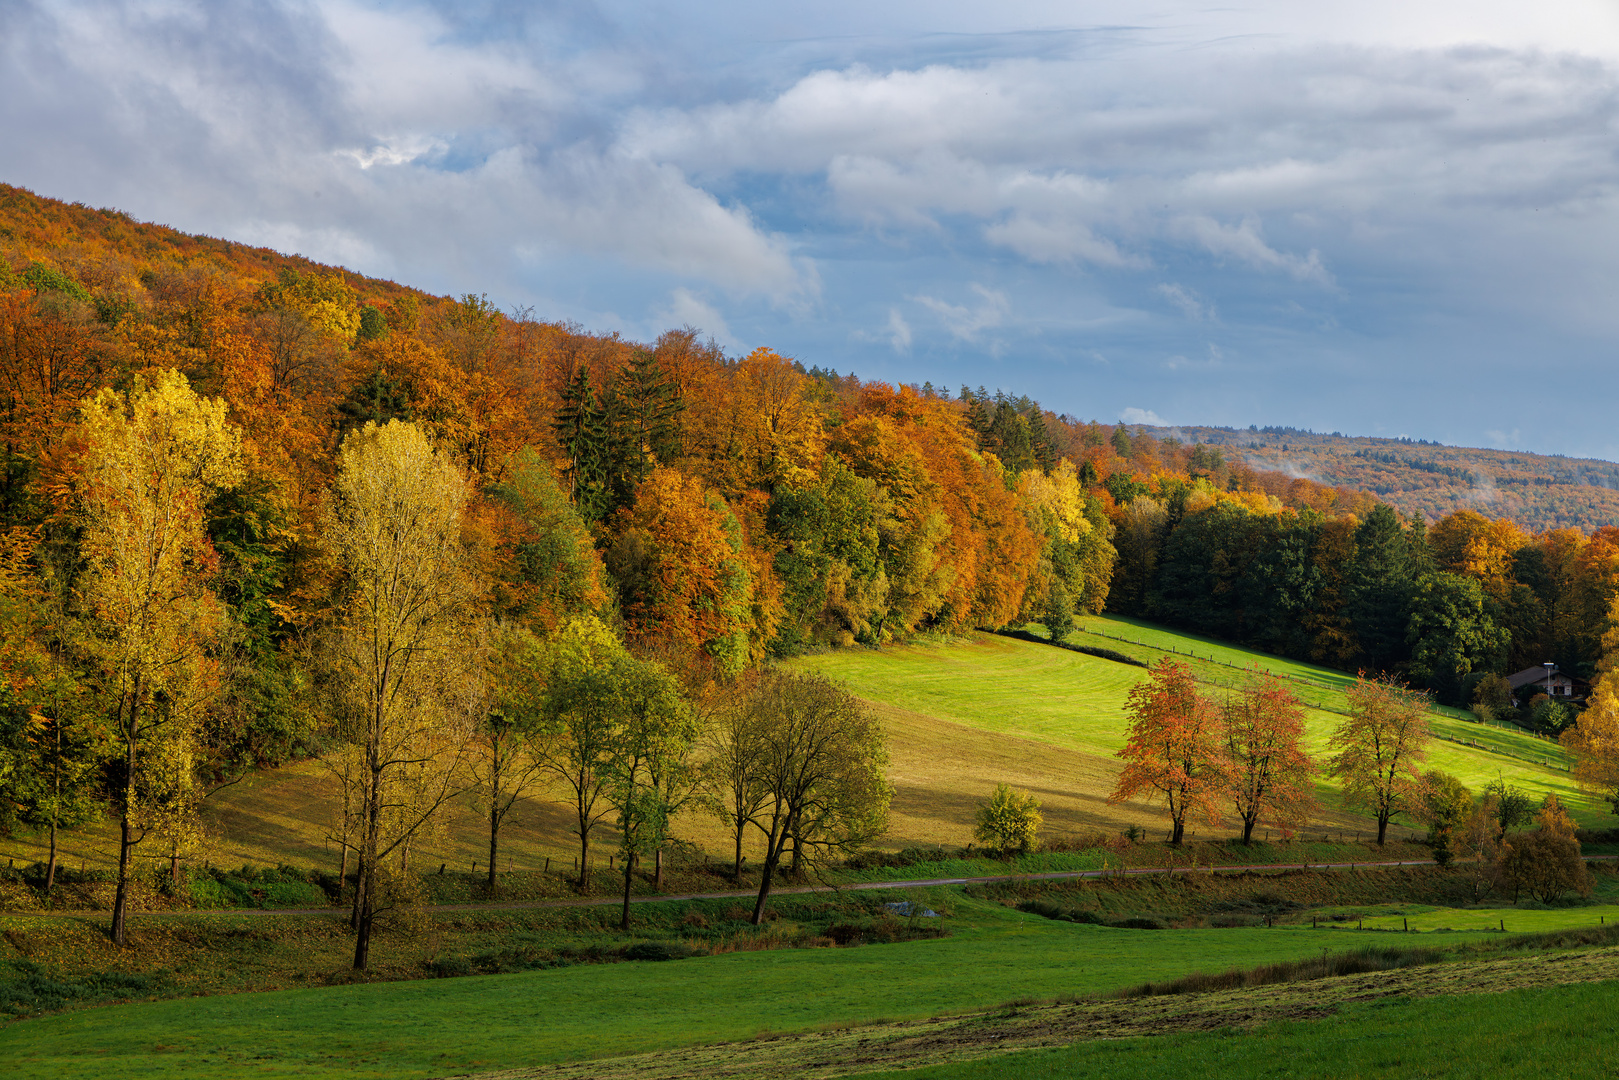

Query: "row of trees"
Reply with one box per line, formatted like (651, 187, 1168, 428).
(1109, 661, 1430, 846)
(1111, 479, 1619, 705)
(0, 377, 892, 966)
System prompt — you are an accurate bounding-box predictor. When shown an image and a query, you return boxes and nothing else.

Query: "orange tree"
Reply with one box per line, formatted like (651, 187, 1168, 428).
(1221, 676, 1316, 843)
(1108, 658, 1224, 845)
(1328, 675, 1431, 845)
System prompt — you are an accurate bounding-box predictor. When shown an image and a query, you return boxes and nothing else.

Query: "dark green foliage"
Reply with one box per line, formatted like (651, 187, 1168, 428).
(0, 962, 165, 1019)
(1484, 778, 1537, 834)
(1105, 472, 1150, 505)
(356, 304, 388, 342)
(1406, 571, 1509, 703)
(21, 263, 92, 305)
(204, 482, 313, 772)
(622, 941, 697, 961)
(486, 449, 602, 625)
(336, 368, 414, 431)
(1345, 505, 1420, 669)
(769, 456, 886, 650)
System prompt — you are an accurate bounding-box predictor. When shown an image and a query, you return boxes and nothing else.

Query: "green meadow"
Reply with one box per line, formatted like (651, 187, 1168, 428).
(848, 979, 1619, 1080)
(2, 894, 1462, 1080)
(791, 616, 1593, 833)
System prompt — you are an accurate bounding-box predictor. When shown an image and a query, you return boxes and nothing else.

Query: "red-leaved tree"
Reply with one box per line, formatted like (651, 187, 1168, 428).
(1109, 658, 1224, 845)
(1221, 676, 1317, 843)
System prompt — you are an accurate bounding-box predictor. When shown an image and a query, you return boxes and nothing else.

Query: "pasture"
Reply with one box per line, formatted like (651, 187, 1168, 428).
(2, 893, 1484, 1079)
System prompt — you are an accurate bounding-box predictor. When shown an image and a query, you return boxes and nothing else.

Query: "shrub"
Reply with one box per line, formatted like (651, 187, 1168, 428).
(974, 783, 1043, 855)
(623, 941, 696, 962)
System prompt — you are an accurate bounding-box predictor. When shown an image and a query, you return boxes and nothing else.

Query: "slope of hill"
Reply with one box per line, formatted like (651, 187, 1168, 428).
(1152, 424, 1619, 532)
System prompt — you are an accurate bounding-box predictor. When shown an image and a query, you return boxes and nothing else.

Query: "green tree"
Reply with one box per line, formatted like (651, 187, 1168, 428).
(534, 614, 632, 892)
(1420, 769, 1472, 866)
(1346, 506, 1418, 670)
(741, 670, 890, 924)
(605, 655, 696, 928)
(1406, 572, 1509, 704)
(475, 625, 551, 892)
(973, 783, 1042, 855)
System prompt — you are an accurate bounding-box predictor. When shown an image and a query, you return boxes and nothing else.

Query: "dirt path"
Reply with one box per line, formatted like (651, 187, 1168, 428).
(12, 855, 1614, 920)
(3, 856, 1463, 919)
(458, 946, 1619, 1080)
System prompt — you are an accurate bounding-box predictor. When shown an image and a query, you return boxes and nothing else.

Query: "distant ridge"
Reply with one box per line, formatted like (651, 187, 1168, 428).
(1135, 424, 1619, 532)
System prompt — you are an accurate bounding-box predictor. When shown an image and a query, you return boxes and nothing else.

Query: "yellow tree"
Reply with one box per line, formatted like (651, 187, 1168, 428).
(1563, 604, 1619, 817)
(1328, 675, 1431, 845)
(322, 420, 479, 970)
(73, 370, 242, 945)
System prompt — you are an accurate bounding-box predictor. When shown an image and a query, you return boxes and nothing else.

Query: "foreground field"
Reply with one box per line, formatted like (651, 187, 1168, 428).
(851, 977, 1619, 1080)
(3, 893, 1451, 1079)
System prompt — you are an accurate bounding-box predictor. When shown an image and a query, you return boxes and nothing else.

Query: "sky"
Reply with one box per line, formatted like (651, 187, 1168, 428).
(4, 1, 1619, 457)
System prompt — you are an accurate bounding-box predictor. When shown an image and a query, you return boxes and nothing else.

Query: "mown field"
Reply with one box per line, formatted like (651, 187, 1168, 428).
(0, 889, 1516, 1079)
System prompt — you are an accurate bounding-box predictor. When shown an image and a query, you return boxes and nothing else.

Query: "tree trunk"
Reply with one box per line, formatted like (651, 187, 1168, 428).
(1170, 815, 1185, 846)
(112, 810, 134, 945)
(1376, 812, 1390, 846)
(579, 832, 591, 892)
(45, 821, 57, 894)
(170, 850, 180, 887)
(654, 848, 663, 890)
(750, 839, 783, 926)
(732, 819, 744, 881)
(111, 699, 139, 946)
(488, 749, 502, 892)
(620, 853, 635, 930)
(353, 724, 384, 970)
(1241, 814, 1257, 844)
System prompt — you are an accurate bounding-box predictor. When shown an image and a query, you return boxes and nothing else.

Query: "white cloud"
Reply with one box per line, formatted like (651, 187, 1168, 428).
(912, 284, 1009, 341)
(884, 307, 912, 353)
(1177, 216, 1335, 288)
(656, 288, 742, 352)
(1157, 283, 1215, 321)
(1120, 407, 1169, 426)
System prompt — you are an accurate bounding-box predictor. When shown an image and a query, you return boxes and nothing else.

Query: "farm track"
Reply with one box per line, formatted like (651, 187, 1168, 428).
(459, 946, 1619, 1080)
(13, 856, 1616, 920)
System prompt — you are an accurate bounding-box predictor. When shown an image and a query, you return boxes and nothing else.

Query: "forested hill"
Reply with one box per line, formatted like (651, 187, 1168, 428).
(1158, 425, 1619, 533)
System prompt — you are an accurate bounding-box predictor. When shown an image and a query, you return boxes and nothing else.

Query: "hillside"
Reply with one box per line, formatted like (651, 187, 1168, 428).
(1155, 424, 1619, 533)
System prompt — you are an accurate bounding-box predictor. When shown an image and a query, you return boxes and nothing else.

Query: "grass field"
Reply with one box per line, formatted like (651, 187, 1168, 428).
(2, 893, 1480, 1079)
(1, 615, 1593, 882)
(791, 616, 1596, 836)
(847, 979, 1619, 1080)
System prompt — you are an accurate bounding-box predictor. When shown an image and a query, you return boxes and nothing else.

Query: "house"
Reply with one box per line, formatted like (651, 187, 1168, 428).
(1505, 665, 1579, 705)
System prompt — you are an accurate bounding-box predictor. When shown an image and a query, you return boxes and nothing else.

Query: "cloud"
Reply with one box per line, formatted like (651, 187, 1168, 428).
(1177, 216, 1334, 287)
(1120, 407, 1169, 426)
(1157, 283, 1215, 321)
(912, 284, 1009, 341)
(656, 288, 742, 352)
(6, 3, 1619, 455)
